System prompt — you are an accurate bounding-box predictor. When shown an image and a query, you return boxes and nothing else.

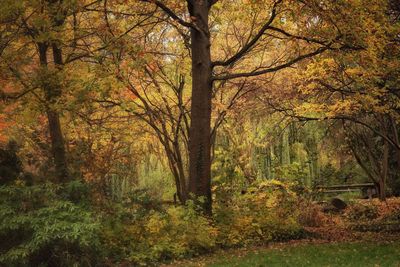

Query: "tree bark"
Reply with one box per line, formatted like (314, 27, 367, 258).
(187, 1, 213, 215)
(46, 109, 68, 182)
(164, 143, 188, 203)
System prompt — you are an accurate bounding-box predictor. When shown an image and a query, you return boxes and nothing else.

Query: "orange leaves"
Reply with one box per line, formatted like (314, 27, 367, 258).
(146, 62, 159, 73)
(121, 89, 137, 101)
(0, 78, 23, 96)
(0, 99, 19, 143)
(0, 114, 12, 143)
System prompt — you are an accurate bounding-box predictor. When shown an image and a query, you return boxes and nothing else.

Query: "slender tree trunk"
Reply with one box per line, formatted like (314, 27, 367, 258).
(38, 42, 69, 182)
(188, 1, 213, 215)
(175, 146, 188, 202)
(378, 179, 385, 200)
(379, 135, 389, 201)
(390, 116, 400, 171)
(166, 153, 187, 203)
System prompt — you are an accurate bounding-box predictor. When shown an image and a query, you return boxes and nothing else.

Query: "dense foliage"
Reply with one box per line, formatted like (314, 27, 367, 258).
(0, 182, 100, 266)
(0, 180, 305, 266)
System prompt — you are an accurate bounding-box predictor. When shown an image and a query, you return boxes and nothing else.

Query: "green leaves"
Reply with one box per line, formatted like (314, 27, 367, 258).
(0, 183, 100, 266)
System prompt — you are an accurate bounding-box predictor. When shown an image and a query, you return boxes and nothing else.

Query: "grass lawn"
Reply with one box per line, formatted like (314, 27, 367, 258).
(208, 241, 400, 267)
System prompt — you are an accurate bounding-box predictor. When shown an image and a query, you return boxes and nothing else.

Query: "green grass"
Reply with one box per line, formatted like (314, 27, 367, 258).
(208, 242, 400, 267)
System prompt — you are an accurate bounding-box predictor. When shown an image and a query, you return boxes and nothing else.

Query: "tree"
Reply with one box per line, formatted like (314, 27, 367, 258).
(0, 0, 76, 182)
(138, 0, 351, 213)
(0, 0, 115, 182)
(265, 0, 400, 199)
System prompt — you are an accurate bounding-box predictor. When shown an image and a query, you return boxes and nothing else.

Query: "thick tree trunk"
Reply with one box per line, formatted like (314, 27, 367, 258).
(188, 1, 213, 215)
(38, 43, 69, 182)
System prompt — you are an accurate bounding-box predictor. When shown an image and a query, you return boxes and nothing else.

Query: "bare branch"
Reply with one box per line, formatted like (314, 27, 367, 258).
(212, 0, 283, 67)
(267, 101, 400, 150)
(140, 0, 195, 29)
(266, 26, 330, 46)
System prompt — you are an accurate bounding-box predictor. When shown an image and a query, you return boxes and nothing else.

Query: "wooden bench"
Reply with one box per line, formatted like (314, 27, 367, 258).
(315, 183, 377, 199)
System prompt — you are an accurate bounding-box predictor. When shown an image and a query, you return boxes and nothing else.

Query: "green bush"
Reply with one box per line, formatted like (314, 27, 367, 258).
(0, 183, 100, 266)
(0, 140, 23, 185)
(274, 163, 309, 186)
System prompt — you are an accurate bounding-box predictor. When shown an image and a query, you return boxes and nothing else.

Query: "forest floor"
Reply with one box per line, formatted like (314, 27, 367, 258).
(162, 231, 400, 267)
(162, 197, 400, 267)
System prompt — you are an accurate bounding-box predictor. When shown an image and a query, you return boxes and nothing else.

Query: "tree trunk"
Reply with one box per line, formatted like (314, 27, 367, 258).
(188, 1, 213, 215)
(38, 42, 69, 182)
(378, 179, 386, 200)
(390, 116, 400, 171)
(379, 137, 389, 201)
(46, 109, 68, 182)
(166, 151, 187, 204)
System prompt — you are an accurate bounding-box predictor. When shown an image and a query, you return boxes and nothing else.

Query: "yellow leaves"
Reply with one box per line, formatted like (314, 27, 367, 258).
(305, 58, 337, 78)
(259, 179, 283, 189)
(345, 67, 364, 78)
(146, 212, 166, 235)
(294, 103, 326, 118)
(326, 99, 362, 118)
(215, 180, 301, 247)
(141, 205, 218, 253)
(294, 0, 399, 120)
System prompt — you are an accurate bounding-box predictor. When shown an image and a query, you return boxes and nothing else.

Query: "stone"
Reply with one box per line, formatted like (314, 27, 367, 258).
(331, 197, 347, 210)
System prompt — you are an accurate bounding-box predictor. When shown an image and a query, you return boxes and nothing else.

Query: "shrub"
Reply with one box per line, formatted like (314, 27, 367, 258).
(214, 180, 304, 247)
(297, 202, 326, 227)
(0, 140, 22, 185)
(100, 199, 217, 265)
(143, 201, 217, 260)
(345, 202, 379, 222)
(0, 180, 308, 265)
(379, 207, 400, 223)
(0, 183, 100, 266)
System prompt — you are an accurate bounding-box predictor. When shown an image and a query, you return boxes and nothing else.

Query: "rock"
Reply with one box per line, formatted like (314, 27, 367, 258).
(331, 197, 347, 210)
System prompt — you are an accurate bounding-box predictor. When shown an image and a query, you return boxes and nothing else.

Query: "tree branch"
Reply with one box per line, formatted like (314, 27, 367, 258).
(266, 26, 330, 46)
(213, 45, 328, 81)
(141, 0, 195, 29)
(267, 102, 400, 150)
(212, 0, 283, 67)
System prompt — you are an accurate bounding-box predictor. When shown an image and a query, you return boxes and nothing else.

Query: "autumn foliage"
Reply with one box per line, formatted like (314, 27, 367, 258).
(0, 0, 399, 265)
